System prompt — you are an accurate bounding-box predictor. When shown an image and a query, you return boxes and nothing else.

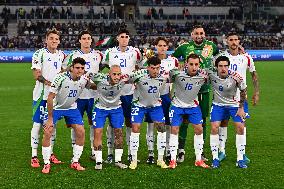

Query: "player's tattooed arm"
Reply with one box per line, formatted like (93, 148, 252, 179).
(239, 88, 247, 108)
(44, 92, 56, 131)
(236, 88, 247, 120)
(33, 69, 51, 86)
(38, 75, 51, 86)
(114, 128, 123, 149)
(251, 71, 259, 106)
(154, 122, 166, 132)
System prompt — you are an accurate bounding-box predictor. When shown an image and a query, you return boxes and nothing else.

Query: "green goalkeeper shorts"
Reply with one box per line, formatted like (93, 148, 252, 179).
(198, 92, 210, 118)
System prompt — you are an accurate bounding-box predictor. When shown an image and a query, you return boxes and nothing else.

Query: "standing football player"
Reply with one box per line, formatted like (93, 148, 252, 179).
(41, 57, 89, 174)
(129, 56, 168, 169)
(102, 29, 142, 163)
(208, 56, 248, 168)
(143, 37, 179, 164)
(62, 30, 103, 159)
(168, 53, 210, 169)
(217, 32, 259, 163)
(30, 28, 65, 168)
(172, 25, 219, 162)
(90, 65, 128, 170)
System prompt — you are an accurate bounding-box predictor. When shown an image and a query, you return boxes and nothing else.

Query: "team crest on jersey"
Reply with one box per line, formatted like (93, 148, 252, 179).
(181, 78, 186, 82)
(65, 86, 69, 89)
(102, 86, 107, 90)
(48, 58, 51, 61)
(114, 55, 118, 58)
(116, 85, 121, 90)
(201, 45, 213, 58)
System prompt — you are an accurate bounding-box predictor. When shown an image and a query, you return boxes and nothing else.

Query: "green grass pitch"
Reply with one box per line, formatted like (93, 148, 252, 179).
(0, 61, 283, 188)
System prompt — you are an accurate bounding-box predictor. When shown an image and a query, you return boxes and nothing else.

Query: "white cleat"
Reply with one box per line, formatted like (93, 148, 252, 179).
(95, 162, 102, 170)
(129, 160, 138, 170)
(115, 162, 128, 169)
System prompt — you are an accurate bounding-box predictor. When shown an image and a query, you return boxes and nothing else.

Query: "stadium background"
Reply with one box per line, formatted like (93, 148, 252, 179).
(0, 0, 283, 188)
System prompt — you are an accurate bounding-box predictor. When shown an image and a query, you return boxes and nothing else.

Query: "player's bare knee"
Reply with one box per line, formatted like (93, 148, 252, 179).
(43, 127, 53, 139)
(155, 122, 166, 132)
(131, 124, 140, 133)
(94, 128, 103, 135)
(74, 125, 85, 139)
(235, 122, 245, 135)
(210, 122, 219, 134)
(194, 124, 203, 135)
(171, 126, 179, 135)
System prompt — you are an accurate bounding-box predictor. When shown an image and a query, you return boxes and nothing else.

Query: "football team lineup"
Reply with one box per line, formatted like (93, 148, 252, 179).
(28, 26, 260, 174)
(0, 42, 283, 188)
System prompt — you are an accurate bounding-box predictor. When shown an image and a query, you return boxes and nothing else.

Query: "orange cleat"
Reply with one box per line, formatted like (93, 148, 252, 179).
(195, 160, 210, 169)
(42, 164, 51, 174)
(50, 154, 63, 164)
(70, 162, 85, 171)
(169, 160, 177, 169)
(31, 157, 40, 168)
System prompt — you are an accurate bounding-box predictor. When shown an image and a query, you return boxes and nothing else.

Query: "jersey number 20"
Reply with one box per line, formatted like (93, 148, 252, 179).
(68, 90, 78, 97)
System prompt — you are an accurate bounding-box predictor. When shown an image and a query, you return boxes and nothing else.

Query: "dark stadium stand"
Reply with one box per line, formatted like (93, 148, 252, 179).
(17, 20, 127, 35)
(0, 0, 283, 50)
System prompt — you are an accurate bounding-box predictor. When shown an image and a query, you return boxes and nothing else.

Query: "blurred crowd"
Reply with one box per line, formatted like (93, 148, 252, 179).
(1, 33, 283, 50)
(135, 21, 241, 35)
(1, 0, 109, 6)
(140, 0, 284, 6)
(17, 20, 127, 35)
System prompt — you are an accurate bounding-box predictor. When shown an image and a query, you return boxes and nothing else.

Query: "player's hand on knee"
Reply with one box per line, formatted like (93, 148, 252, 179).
(236, 108, 246, 121)
(43, 119, 54, 131)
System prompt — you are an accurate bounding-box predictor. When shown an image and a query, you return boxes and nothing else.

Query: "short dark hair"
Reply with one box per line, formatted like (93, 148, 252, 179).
(71, 57, 86, 66)
(154, 37, 169, 46)
(186, 53, 200, 62)
(147, 56, 161, 66)
(46, 28, 60, 37)
(215, 56, 230, 67)
(192, 25, 203, 32)
(226, 32, 240, 39)
(78, 30, 92, 41)
(117, 29, 130, 36)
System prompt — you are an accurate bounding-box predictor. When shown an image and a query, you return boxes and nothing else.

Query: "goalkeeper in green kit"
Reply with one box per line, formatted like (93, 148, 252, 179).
(172, 25, 219, 162)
